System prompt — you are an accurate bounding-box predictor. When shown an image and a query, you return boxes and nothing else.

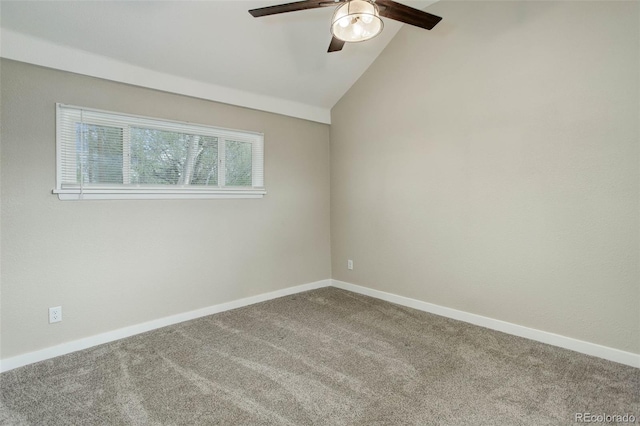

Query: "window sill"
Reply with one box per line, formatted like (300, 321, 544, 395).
(53, 188, 266, 200)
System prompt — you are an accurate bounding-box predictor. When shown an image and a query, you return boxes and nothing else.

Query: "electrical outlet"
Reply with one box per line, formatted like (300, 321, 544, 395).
(49, 306, 62, 323)
(347, 259, 353, 270)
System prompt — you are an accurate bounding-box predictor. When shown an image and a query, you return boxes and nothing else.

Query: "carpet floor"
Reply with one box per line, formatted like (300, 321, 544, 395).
(1, 287, 638, 425)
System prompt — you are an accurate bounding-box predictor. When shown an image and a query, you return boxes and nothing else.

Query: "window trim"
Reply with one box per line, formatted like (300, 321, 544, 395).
(54, 103, 266, 200)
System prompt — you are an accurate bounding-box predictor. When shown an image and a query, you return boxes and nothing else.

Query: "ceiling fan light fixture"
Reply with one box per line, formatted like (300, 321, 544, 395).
(331, 0, 383, 43)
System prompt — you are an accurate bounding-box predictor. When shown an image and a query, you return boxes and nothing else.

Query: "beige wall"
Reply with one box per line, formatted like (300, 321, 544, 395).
(331, 1, 639, 353)
(1, 1, 638, 362)
(0, 59, 331, 358)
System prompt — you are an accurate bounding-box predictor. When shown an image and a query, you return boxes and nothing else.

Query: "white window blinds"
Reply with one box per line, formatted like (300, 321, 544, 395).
(55, 104, 265, 200)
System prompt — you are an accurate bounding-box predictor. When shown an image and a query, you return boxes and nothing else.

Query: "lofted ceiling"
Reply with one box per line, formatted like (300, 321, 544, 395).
(0, 0, 438, 123)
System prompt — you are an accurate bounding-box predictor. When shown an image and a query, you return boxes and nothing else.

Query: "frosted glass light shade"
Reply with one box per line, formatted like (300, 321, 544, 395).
(331, 0, 383, 43)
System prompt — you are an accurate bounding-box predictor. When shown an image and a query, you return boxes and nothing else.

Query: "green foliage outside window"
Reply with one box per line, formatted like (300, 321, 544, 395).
(76, 126, 252, 187)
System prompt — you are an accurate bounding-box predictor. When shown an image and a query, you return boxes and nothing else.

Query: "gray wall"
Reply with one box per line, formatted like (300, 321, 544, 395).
(331, 1, 639, 354)
(2, 0, 638, 362)
(0, 59, 331, 359)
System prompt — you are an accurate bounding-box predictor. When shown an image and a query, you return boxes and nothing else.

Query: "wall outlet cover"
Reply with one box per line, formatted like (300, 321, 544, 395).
(49, 306, 62, 323)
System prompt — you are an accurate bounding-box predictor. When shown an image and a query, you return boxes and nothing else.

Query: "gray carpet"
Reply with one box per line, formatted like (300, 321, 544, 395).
(1, 287, 638, 425)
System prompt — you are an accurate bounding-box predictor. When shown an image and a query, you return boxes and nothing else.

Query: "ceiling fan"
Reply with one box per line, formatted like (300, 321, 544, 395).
(249, 0, 442, 52)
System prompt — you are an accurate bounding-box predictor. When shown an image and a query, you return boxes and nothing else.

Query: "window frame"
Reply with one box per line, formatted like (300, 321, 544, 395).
(54, 104, 265, 200)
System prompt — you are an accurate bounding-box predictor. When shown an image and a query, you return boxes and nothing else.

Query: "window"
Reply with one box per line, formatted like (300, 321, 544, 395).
(55, 104, 265, 200)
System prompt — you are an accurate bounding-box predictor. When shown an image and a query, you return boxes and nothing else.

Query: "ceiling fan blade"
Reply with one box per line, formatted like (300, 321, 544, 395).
(376, 0, 442, 30)
(328, 36, 346, 52)
(249, 0, 342, 18)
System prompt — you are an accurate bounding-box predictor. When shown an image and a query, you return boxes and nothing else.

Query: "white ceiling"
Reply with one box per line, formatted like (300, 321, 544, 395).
(0, 0, 438, 123)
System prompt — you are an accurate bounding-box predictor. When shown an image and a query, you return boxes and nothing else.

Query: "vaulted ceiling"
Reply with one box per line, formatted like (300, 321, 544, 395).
(0, 0, 438, 123)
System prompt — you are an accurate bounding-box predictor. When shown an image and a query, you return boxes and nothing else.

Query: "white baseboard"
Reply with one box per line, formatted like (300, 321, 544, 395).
(0, 279, 331, 373)
(3, 278, 637, 372)
(331, 280, 640, 368)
